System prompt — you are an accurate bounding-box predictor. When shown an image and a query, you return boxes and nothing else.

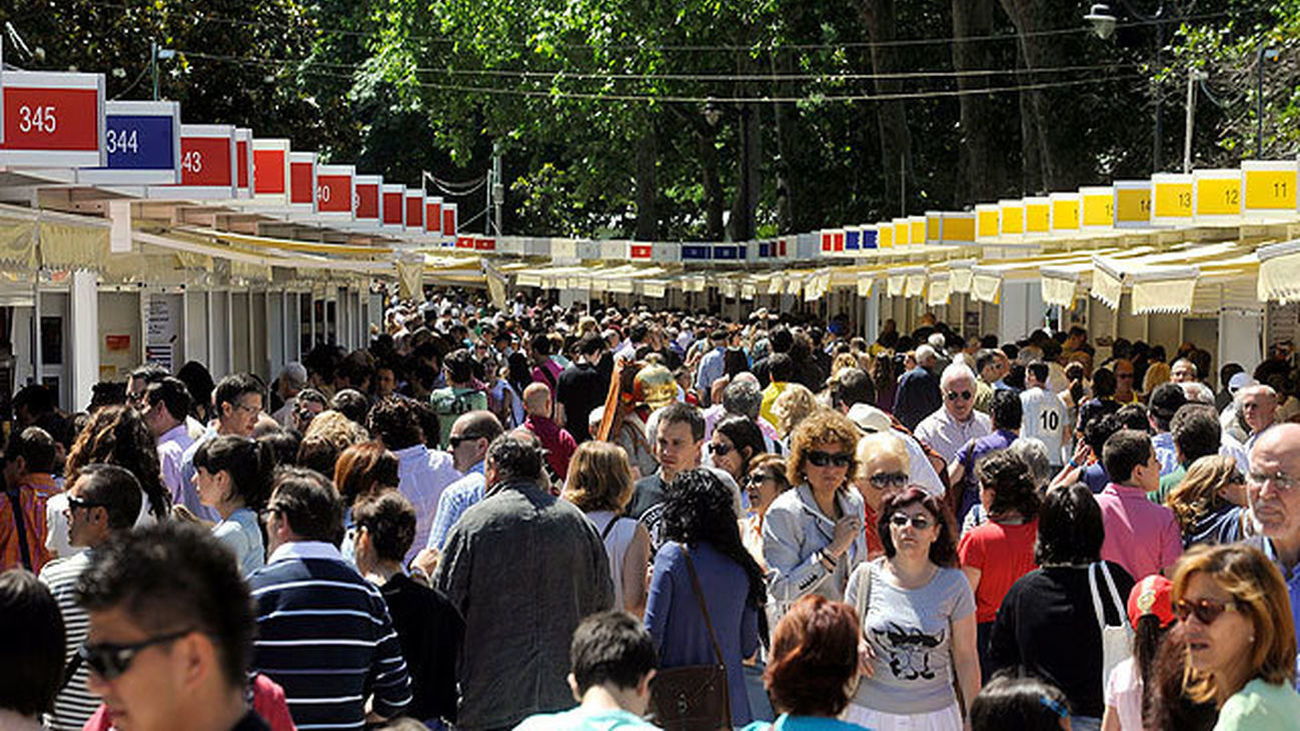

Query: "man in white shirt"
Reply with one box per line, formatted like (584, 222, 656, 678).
(140, 377, 195, 505)
(914, 363, 992, 467)
(1019, 361, 1070, 470)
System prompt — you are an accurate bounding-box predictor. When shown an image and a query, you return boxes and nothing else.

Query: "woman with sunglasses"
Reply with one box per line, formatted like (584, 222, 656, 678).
(842, 487, 979, 730)
(1170, 543, 1300, 729)
(710, 415, 767, 487)
(853, 432, 911, 560)
(740, 454, 792, 572)
(763, 409, 866, 624)
(957, 450, 1041, 682)
(1166, 455, 1249, 549)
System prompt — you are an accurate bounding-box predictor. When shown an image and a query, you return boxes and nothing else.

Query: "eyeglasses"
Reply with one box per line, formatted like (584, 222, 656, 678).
(1247, 470, 1300, 492)
(259, 506, 280, 524)
(79, 628, 194, 680)
(869, 471, 909, 489)
(945, 390, 973, 401)
(806, 450, 852, 468)
(708, 442, 734, 457)
(890, 513, 934, 530)
(746, 472, 772, 486)
(232, 402, 260, 415)
(66, 495, 103, 512)
(448, 434, 484, 448)
(1175, 597, 1238, 625)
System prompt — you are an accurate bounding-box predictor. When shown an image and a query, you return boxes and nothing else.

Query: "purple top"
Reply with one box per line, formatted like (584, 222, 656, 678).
(954, 429, 1017, 522)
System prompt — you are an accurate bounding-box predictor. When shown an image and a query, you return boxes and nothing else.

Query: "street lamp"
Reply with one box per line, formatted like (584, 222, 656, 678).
(1085, 4, 1118, 40)
(1257, 45, 1281, 158)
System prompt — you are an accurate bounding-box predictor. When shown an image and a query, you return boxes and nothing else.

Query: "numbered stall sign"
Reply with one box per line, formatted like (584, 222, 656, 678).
(288, 152, 318, 214)
(77, 100, 180, 185)
(166, 124, 236, 199)
(234, 128, 253, 200)
(442, 203, 457, 238)
(909, 217, 926, 247)
(1079, 186, 1114, 230)
(381, 183, 405, 232)
(941, 213, 975, 244)
(1193, 169, 1242, 221)
(1050, 193, 1081, 233)
(925, 213, 942, 245)
(0, 70, 106, 167)
(1024, 197, 1051, 235)
(1113, 180, 1152, 229)
(999, 200, 1025, 237)
(975, 205, 999, 241)
(892, 218, 910, 247)
(315, 164, 354, 220)
(1151, 173, 1194, 226)
(1241, 160, 1298, 216)
(353, 175, 382, 230)
(252, 138, 291, 203)
(404, 188, 425, 232)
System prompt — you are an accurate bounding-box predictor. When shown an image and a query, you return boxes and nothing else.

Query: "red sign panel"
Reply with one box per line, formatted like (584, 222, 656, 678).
(442, 208, 456, 235)
(630, 245, 652, 259)
(180, 135, 233, 187)
(456, 236, 475, 249)
(833, 231, 845, 252)
(355, 184, 380, 219)
(779, 239, 787, 256)
(475, 237, 496, 251)
(406, 197, 423, 228)
(1, 87, 99, 151)
(383, 192, 404, 225)
(236, 139, 249, 188)
(253, 150, 286, 194)
(290, 162, 314, 204)
(425, 202, 442, 233)
(316, 174, 352, 213)
(820, 232, 832, 252)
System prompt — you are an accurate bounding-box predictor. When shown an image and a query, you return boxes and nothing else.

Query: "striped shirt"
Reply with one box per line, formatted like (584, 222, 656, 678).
(248, 541, 411, 730)
(1, 473, 61, 572)
(39, 550, 97, 731)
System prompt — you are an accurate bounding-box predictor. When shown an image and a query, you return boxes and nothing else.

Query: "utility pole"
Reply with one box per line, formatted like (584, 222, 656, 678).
(1183, 69, 1200, 174)
(1257, 45, 1280, 158)
(492, 140, 504, 236)
(151, 40, 159, 100)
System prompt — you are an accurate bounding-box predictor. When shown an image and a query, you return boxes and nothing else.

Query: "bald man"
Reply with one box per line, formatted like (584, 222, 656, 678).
(1241, 384, 1280, 452)
(1243, 422, 1300, 683)
(523, 383, 578, 480)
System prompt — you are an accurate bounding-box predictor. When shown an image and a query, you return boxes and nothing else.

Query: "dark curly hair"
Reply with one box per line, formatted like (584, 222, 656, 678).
(975, 450, 1041, 518)
(65, 405, 169, 521)
(367, 396, 424, 450)
(661, 468, 767, 614)
(877, 486, 958, 567)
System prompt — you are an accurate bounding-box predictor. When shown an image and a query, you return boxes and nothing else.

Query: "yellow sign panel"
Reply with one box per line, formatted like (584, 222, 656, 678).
(895, 221, 910, 246)
(944, 216, 975, 242)
(911, 219, 925, 244)
(926, 215, 941, 243)
(1196, 177, 1241, 217)
(1115, 188, 1152, 223)
(1001, 205, 1024, 235)
(1025, 202, 1050, 233)
(977, 209, 999, 238)
(1052, 199, 1080, 230)
(1244, 169, 1296, 211)
(878, 224, 893, 248)
(1153, 181, 1193, 219)
(1082, 193, 1114, 226)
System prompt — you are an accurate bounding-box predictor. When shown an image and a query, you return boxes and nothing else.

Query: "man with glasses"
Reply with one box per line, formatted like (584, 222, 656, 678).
(948, 390, 1022, 523)
(915, 364, 991, 468)
(73, 521, 273, 731)
(39, 464, 142, 730)
(179, 373, 264, 522)
(1242, 422, 1300, 683)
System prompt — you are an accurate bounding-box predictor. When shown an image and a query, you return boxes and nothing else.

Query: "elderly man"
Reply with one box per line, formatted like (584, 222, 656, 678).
(1169, 358, 1198, 384)
(914, 364, 992, 467)
(1243, 423, 1300, 684)
(893, 344, 942, 431)
(1241, 384, 1280, 452)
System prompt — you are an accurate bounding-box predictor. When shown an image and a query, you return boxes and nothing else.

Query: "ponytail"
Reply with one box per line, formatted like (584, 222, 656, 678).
(193, 435, 276, 511)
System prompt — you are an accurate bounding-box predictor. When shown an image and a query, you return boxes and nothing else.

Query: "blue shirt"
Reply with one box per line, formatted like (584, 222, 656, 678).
(645, 541, 760, 726)
(1245, 536, 1300, 689)
(742, 714, 871, 731)
(516, 707, 659, 730)
(425, 462, 485, 552)
(696, 346, 728, 398)
(178, 427, 221, 523)
(1153, 431, 1179, 476)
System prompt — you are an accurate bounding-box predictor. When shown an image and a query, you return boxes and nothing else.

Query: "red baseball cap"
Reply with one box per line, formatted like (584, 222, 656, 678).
(1127, 575, 1175, 630)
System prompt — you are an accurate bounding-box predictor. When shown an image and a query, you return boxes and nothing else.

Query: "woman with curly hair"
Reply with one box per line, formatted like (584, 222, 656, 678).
(1166, 454, 1248, 548)
(771, 384, 818, 444)
(844, 486, 979, 730)
(958, 450, 1042, 681)
(562, 441, 651, 615)
(645, 468, 766, 727)
(763, 409, 865, 626)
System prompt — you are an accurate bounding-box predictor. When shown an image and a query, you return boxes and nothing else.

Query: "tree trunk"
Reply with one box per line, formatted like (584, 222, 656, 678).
(951, 0, 1009, 205)
(771, 49, 798, 233)
(726, 103, 761, 242)
(699, 131, 725, 240)
(858, 0, 912, 216)
(634, 123, 658, 240)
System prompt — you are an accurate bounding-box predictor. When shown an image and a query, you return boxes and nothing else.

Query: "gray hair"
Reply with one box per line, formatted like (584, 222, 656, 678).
(1179, 381, 1215, 405)
(916, 344, 938, 367)
(486, 432, 545, 482)
(722, 379, 763, 420)
(940, 363, 977, 389)
(1008, 438, 1053, 489)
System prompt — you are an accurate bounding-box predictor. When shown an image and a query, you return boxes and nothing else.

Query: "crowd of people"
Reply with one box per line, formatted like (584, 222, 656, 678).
(2, 288, 1300, 730)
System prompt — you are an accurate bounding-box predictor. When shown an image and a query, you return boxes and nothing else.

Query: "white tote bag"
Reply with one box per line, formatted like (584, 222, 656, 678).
(1088, 561, 1134, 691)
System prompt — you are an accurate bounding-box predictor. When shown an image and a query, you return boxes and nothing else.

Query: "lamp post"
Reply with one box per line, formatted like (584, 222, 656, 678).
(1257, 45, 1281, 158)
(1085, 2, 1175, 172)
(150, 40, 175, 101)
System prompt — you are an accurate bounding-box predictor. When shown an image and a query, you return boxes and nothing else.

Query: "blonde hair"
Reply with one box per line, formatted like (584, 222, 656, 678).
(787, 408, 860, 486)
(1172, 544, 1297, 702)
(1143, 362, 1171, 395)
(772, 384, 818, 437)
(1165, 454, 1240, 531)
(304, 410, 369, 447)
(562, 441, 635, 513)
(831, 353, 859, 378)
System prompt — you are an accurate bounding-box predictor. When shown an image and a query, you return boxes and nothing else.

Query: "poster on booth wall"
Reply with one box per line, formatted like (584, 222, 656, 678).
(146, 295, 177, 372)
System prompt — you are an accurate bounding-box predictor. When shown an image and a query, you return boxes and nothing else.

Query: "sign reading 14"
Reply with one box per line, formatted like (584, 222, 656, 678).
(18, 105, 58, 134)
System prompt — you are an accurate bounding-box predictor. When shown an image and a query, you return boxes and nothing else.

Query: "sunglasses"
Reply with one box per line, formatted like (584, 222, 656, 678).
(448, 434, 485, 448)
(945, 390, 973, 401)
(806, 450, 852, 468)
(869, 471, 909, 489)
(746, 472, 772, 486)
(708, 442, 734, 456)
(66, 495, 103, 512)
(890, 513, 934, 530)
(1175, 597, 1238, 625)
(79, 628, 193, 680)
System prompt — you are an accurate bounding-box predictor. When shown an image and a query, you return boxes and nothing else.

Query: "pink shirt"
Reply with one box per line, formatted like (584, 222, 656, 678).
(1095, 483, 1182, 580)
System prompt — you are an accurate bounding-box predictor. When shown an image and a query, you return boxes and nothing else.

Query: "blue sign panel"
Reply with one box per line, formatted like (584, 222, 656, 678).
(845, 229, 861, 250)
(862, 228, 878, 249)
(105, 114, 175, 170)
(712, 245, 739, 260)
(682, 245, 710, 260)
(759, 242, 771, 258)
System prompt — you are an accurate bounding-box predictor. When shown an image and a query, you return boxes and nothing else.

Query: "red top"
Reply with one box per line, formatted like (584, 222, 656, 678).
(863, 502, 884, 560)
(0, 473, 60, 573)
(524, 414, 578, 480)
(84, 672, 296, 731)
(957, 517, 1039, 624)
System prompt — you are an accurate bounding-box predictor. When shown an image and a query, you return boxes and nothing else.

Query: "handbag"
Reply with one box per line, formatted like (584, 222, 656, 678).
(1088, 561, 1134, 691)
(648, 545, 733, 730)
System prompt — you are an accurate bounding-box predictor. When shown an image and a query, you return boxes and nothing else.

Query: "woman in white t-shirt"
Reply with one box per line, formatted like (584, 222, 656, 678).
(561, 441, 651, 616)
(193, 435, 274, 576)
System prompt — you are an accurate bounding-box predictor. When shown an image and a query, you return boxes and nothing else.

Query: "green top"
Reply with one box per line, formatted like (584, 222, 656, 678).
(1148, 464, 1185, 505)
(1214, 678, 1300, 731)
